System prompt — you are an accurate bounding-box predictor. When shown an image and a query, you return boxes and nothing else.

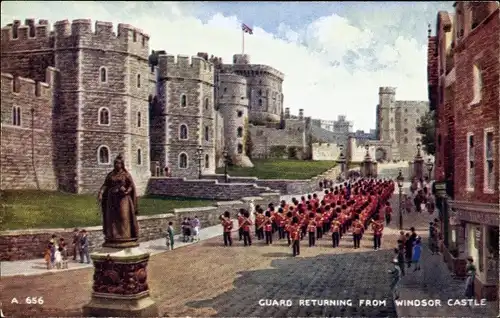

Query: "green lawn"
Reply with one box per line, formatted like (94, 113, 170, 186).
(216, 159, 336, 179)
(348, 162, 362, 169)
(0, 190, 216, 231)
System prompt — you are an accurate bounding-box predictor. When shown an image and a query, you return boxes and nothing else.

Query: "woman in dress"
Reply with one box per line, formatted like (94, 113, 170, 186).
(97, 154, 140, 248)
(464, 256, 476, 299)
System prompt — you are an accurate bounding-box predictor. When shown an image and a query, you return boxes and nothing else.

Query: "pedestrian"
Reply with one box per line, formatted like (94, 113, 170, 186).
(371, 215, 384, 250)
(220, 211, 233, 247)
(44, 243, 52, 270)
(166, 221, 174, 250)
(290, 217, 301, 257)
(262, 211, 273, 245)
(79, 229, 90, 264)
(181, 217, 189, 242)
(352, 215, 363, 249)
(464, 256, 476, 299)
(331, 214, 341, 248)
(396, 243, 406, 276)
(72, 228, 80, 261)
(186, 217, 193, 242)
(404, 232, 413, 268)
(412, 238, 422, 271)
(307, 215, 316, 247)
(384, 201, 392, 225)
(388, 255, 402, 300)
(191, 216, 201, 242)
(237, 211, 245, 241)
(240, 210, 253, 246)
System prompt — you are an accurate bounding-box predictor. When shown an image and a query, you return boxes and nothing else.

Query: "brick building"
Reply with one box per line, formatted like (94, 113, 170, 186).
(428, 2, 499, 300)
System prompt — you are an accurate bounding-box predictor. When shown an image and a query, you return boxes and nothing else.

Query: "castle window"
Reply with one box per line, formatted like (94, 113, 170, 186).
(237, 127, 243, 138)
(97, 145, 110, 165)
(180, 94, 187, 107)
(484, 129, 495, 191)
(98, 107, 110, 126)
(224, 87, 227, 93)
(99, 67, 108, 83)
(258, 99, 262, 106)
(404, 109, 408, 113)
(137, 148, 142, 165)
(237, 143, 243, 154)
(258, 89, 262, 96)
(12, 106, 21, 126)
(204, 98, 209, 110)
(237, 110, 243, 117)
(179, 153, 188, 169)
(467, 134, 475, 190)
(472, 64, 482, 103)
(404, 137, 408, 144)
(404, 118, 408, 123)
(179, 124, 188, 140)
(205, 154, 209, 168)
(137, 111, 141, 128)
(404, 128, 408, 134)
(204, 126, 209, 141)
(136, 74, 141, 88)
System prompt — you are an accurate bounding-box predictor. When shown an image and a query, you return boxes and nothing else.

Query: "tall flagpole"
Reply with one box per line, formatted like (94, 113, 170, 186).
(242, 28, 245, 54)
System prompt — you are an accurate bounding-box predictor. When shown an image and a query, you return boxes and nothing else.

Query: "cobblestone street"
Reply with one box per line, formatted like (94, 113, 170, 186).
(1, 218, 403, 317)
(1, 195, 497, 317)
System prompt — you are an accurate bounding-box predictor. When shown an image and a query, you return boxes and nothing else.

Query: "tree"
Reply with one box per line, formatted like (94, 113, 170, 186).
(416, 110, 436, 156)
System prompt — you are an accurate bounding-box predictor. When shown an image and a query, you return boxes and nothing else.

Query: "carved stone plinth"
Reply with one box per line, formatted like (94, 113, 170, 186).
(83, 247, 159, 317)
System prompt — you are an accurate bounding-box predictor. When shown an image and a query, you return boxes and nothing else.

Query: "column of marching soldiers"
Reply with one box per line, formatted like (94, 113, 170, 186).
(219, 178, 395, 256)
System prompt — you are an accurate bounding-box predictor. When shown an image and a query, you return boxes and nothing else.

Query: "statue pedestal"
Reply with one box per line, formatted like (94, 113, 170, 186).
(83, 247, 159, 317)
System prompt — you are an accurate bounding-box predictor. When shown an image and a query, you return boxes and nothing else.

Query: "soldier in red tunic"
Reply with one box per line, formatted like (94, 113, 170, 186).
(307, 213, 317, 247)
(331, 214, 341, 248)
(371, 215, 384, 250)
(220, 211, 233, 247)
(290, 217, 301, 257)
(240, 210, 253, 246)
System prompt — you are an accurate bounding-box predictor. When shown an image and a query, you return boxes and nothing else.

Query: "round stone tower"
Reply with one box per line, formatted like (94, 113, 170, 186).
(218, 73, 253, 167)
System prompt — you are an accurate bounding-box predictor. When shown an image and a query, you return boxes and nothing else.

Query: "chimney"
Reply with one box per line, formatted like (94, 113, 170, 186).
(285, 107, 290, 119)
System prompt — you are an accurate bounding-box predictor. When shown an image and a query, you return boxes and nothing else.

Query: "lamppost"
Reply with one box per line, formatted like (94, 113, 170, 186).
(223, 150, 229, 183)
(196, 146, 203, 179)
(396, 169, 405, 230)
(426, 158, 434, 180)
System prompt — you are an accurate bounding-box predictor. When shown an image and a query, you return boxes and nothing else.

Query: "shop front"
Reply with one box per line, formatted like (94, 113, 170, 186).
(450, 200, 499, 301)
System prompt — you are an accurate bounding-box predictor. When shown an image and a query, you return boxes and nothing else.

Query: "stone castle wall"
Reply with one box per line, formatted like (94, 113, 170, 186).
(311, 143, 341, 161)
(0, 192, 281, 261)
(1, 68, 59, 190)
(249, 118, 307, 159)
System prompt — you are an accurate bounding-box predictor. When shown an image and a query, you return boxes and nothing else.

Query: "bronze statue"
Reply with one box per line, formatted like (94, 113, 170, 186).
(98, 154, 140, 248)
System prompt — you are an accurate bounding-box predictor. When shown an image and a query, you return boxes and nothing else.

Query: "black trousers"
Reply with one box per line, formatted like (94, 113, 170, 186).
(243, 230, 252, 246)
(272, 223, 278, 233)
(223, 232, 232, 246)
(373, 234, 381, 249)
(292, 240, 300, 256)
(286, 231, 291, 245)
(301, 225, 307, 239)
(256, 227, 264, 240)
(353, 233, 361, 248)
(308, 232, 316, 247)
(316, 227, 323, 239)
(278, 226, 285, 239)
(265, 231, 273, 244)
(238, 228, 244, 240)
(332, 232, 340, 247)
(385, 214, 391, 225)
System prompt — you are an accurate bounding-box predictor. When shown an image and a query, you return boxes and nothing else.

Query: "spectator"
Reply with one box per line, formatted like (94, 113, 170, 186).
(191, 216, 201, 242)
(412, 238, 422, 271)
(72, 228, 80, 261)
(166, 221, 174, 250)
(464, 256, 476, 299)
(389, 252, 402, 299)
(79, 229, 90, 264)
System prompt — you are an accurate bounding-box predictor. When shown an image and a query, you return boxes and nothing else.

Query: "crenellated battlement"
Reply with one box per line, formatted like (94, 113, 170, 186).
(230, 63, 285, 81)
(379, 87, 396, 94)
(157, 53, 214, 84)
(1, 67, 59, 98)
(2, 18, 149, 58)
(1, 19, 52, 42)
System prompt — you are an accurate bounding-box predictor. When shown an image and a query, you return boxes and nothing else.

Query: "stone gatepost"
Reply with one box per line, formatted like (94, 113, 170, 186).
(361, 144, 373, 177)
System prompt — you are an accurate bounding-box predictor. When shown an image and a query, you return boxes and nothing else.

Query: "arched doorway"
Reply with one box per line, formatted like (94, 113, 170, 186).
(375, 147, 387, 162)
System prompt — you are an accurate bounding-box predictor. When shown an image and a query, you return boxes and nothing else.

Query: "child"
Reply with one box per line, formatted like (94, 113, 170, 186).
(61, 242, 69, 269)
(166, 222, 174, 250)
(44, 244, 52, 270)
(54, 247, 63, 269)
(412, 238, 422, 271)
(191, 216, 201, 242)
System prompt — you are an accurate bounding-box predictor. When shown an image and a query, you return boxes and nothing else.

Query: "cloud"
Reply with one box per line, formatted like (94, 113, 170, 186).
(1, 1, 437, 131)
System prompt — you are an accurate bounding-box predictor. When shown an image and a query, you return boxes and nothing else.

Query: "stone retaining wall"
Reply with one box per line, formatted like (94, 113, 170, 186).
(0, 192, 280, 261)
(147, 178, 277, 200)
(202, 165, 341, 194)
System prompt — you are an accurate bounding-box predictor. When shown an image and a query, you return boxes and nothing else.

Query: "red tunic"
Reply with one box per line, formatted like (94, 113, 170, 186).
(307, 223, 316, 233)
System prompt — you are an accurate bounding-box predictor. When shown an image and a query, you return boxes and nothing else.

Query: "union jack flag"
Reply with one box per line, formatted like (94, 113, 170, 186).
(241, 23, 253, 34)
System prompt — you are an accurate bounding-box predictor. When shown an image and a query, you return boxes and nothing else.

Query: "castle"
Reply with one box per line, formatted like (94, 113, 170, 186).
(0, 18, 310, 195)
